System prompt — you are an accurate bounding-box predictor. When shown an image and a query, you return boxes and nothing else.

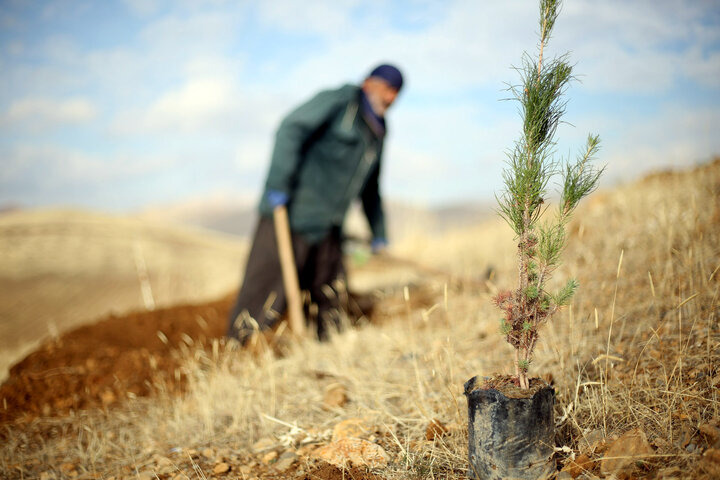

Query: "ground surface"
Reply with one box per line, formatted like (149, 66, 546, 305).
(2, 159, 720, 479)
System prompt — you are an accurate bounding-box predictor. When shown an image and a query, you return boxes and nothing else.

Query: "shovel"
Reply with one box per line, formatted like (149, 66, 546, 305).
(273, 205, 306, 338)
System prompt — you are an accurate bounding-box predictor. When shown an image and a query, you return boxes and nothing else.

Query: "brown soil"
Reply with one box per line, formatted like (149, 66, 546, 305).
(300, 465, 383, 480)
(480, 374, 551, 398)
(0, 295, 233, 424)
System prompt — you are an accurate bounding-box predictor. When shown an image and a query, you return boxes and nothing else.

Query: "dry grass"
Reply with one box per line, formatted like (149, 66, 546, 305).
(1, 159, 719, 479)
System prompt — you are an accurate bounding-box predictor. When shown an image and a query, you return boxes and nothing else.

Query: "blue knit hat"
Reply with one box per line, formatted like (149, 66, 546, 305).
(368, 64, 404, 91)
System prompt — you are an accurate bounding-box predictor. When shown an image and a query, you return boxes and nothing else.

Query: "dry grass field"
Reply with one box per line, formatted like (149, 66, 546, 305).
(1, 158, 719, 479)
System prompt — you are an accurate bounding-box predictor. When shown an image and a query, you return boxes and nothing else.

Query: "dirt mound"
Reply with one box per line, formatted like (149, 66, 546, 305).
(0, 283, 418, 425)
(0, 296, 233, 423)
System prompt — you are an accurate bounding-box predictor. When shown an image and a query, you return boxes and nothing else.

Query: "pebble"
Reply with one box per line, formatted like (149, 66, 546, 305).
(563, 453, 596, 478)
(213, 462, 230, 474)
(312, 437, 389, 468)
(600, 428, 653, 476)
(252, 438, 275, 453)
(425, 419, 448, 441)
(579, 429, 605, 453)
(332, 418, 372, 442)
(274, 451, 298, 471)
(699, 423, 720, 447)
(262, 450, 278, 464)
(323, 383, 348, 409)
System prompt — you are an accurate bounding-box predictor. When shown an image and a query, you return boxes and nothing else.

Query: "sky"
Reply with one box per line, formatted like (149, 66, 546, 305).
(1, 0, 719, 212)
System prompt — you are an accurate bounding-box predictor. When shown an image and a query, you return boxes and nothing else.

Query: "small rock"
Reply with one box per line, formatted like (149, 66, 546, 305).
(563, 453, 596, 478)
(154, 455, 174, 474)
(312, 437, 389, 468)
(39, 472, 56, 480)
(555, 471, 573, 480)
(674, 422, 694, 448)
(100, 389, 116, 405)
(213, 462, 230, 474)
(262, 450, 278, 464)
(699, 423, 720, 447)
(652, 435, 671, 451)
(239, 465, 253, 475)
(133, 472, 155, 480)
(332, 418, 372, 442)
(701, 448, 720, 477)
(579, 429, 605, 454)
(202, 448, 215, 458)
(323, 383, 348, 409)
(274, 451, 298, 471)
(600, 428, 653, 476)
(252, 437, 275, 453)
(425, 419, 449, 441)
(703, 447, 720, 462)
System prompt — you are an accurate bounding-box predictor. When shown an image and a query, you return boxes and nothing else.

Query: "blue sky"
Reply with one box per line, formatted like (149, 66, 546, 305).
(1, 0, 719, 212)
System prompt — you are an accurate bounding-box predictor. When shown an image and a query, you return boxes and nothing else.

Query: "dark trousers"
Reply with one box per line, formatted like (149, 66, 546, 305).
(227, 217, 345, 342)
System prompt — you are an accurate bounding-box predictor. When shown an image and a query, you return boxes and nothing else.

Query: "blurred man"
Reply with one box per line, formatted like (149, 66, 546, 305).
(227, 64, 404, 343)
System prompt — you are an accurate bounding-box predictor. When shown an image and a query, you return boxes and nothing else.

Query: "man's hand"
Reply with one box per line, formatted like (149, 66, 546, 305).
(267, 190, 289, 208)
(371, 237, 388, 254)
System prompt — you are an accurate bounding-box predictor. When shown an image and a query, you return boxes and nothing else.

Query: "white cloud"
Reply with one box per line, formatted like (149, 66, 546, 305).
(145, 77, 236, 131)
(138, 10, 237, 52)
(556, 0, 720, 93)
(110, 74, 286, 136)
(601, 105, 720, 183)
(0, 143, 175, 186)
(256, 0, 361, 37)
(1, 97, 97, 132)
(684, 48, 720, 88)
(122, 0, 165, 17)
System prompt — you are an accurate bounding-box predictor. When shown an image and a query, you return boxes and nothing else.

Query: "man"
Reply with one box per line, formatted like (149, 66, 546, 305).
(227, 64, 404, 343)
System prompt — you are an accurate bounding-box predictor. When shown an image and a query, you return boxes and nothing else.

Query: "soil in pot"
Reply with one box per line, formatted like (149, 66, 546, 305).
(464, 375, 555, 480)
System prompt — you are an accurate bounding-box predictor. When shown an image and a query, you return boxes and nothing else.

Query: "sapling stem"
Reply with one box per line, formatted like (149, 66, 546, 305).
(494, 0, 603, 388)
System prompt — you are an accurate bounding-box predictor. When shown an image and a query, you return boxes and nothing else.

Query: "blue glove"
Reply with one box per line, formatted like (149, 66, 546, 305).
(371, 237, 388, 254)
(267, 190, 289, 208)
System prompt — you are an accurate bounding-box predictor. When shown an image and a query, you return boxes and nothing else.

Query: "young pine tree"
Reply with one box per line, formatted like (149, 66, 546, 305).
(495, 0, 604, 390)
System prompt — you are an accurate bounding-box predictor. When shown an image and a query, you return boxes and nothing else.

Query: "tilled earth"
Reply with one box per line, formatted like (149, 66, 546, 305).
(0, 296, 232, 424)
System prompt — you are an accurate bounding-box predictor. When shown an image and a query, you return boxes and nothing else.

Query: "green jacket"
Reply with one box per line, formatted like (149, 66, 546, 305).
(259, 84, 387, 244)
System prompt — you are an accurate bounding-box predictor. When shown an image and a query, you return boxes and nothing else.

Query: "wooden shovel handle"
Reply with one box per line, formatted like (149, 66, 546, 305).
(273, 205, 305, 337)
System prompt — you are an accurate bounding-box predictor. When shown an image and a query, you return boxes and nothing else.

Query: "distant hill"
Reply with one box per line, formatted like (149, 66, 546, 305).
(138, 197, 495, 241)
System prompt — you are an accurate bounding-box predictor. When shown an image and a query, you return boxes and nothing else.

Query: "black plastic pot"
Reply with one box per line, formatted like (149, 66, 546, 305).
(464, 376, 556, 479)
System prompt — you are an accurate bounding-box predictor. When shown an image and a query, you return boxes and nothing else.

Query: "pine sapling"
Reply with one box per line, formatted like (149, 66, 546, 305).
(495, 0, 604, 390)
